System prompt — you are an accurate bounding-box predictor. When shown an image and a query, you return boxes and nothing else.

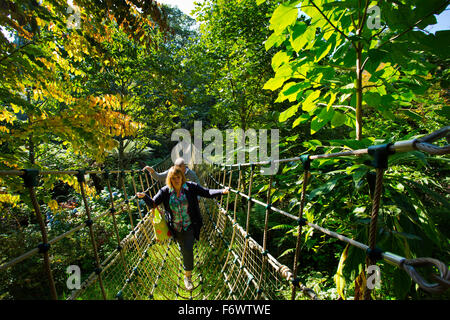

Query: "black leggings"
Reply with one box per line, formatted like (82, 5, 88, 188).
(173, 225, 195, 272)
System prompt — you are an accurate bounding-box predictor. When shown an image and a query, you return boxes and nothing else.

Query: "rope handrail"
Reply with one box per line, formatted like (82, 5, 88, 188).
(1, 127, 447, 178)
(217, 126, 449, 168)
(0, 179, 161, 272)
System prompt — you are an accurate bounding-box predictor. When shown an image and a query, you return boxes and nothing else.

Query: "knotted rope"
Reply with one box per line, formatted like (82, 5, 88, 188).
(401, 258, 450, 295)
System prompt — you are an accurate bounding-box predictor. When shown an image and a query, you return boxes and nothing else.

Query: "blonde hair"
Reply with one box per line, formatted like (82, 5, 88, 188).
(165, 166, 187, 189)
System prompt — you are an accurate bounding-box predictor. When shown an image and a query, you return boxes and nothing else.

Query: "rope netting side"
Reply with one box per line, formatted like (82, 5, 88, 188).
(0, 157, 173, 300)
(71, 158, 174, 300)
(198, 166, 308, 300)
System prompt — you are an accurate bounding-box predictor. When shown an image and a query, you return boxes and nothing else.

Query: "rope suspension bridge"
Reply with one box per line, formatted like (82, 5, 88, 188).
(0, 127, 449, 300)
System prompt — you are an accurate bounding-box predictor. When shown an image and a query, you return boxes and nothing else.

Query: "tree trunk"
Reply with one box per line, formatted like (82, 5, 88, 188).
(355, 44, 363, 141)
(118, 138, 124, 171)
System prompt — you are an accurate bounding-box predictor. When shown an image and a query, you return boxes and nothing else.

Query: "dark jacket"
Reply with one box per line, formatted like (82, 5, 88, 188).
(143, 181, 224, 240)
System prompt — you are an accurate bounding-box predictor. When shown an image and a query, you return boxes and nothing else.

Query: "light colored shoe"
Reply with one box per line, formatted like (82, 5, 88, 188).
(184, 276, 193, 291)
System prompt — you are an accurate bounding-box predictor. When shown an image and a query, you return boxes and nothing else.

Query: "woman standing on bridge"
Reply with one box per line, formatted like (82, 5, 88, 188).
(136, 166, 229, 291)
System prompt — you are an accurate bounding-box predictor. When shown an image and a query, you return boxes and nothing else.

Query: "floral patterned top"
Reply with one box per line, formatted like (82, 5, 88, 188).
(168, 183, 191, 232)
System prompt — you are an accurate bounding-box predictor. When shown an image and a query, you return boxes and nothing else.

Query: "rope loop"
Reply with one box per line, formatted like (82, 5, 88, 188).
(300, 154, 311, 171)
(414, 126, 450, 155)
(76, 169, 86, 183)
(279, 265, 293, 281)
(366, 247, 383, 262)
(37, 243, 51, 254)
(401, 257, 450, 295)
(368, 143, 394, 169)
(21, 169, 40, 188)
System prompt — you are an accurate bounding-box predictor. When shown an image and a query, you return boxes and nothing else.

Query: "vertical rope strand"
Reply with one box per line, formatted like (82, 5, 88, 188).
(291, 169, 310, 300)
(27, 184, 58, 300)
(77, 172, 107, 300)
(256, 175, 273, 299)
(364, 167, 385, 300)
(228, 165, 254, 299)
(220, 166, 242, 274)
(104, 173, 134, 293)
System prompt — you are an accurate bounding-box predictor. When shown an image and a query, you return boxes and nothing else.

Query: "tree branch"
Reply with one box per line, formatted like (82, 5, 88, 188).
(362, 84, 383, 90)
(369, 25, 388, 42)
(317, 103, 356, 112)
(308, 0, 350, 41)
(361, 2, 448, 73)
(358, 0, 371, 32)
(0, 32, 64, 64)
(378, 0, 450, 49)
(0, 41, 35, 64)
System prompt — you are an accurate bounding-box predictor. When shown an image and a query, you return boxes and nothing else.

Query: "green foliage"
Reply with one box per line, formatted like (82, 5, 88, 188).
(263, 0, 449, 140)
(257, 0, 450, 299)
(0, 0, 171, 168)
(0, 181, 138, 299)
(194, 0, 280, 131)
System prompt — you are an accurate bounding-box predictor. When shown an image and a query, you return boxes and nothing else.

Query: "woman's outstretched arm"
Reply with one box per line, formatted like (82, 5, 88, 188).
(189, 182, 229, 198)
(136, 188, 164, 207)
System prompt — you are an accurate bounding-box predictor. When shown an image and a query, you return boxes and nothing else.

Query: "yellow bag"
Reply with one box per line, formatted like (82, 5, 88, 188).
(151, 206, 172, 242)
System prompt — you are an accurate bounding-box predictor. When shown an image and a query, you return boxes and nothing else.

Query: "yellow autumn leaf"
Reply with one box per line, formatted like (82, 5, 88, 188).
(0, 193, 20, 207)
(0, 109, 16, 124)
(354, 268, 367, 300)
(48, 199, 59, 212)
(334, 243, 350, 300)
(11, 104, 23, 114)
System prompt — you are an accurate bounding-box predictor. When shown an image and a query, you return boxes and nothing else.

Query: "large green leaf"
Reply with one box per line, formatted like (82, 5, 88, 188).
(269, 1, 300, 35)
(289, 21, 308, 52)
(280, 82, 305, 102)
(263, 76, 288, 91)
(265, 32, 286, 51)
(271, 50, 291, 70)
(308, 175, 343, 199)
(301, 90, 321, 112)
(291, 23, 317, 52)
(279, 103, 300, 122)
(315, 41, 333, 63)
(310, 105, 334, 134)
(330, 111, 347, 128)
(292, 113, 310, 128)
